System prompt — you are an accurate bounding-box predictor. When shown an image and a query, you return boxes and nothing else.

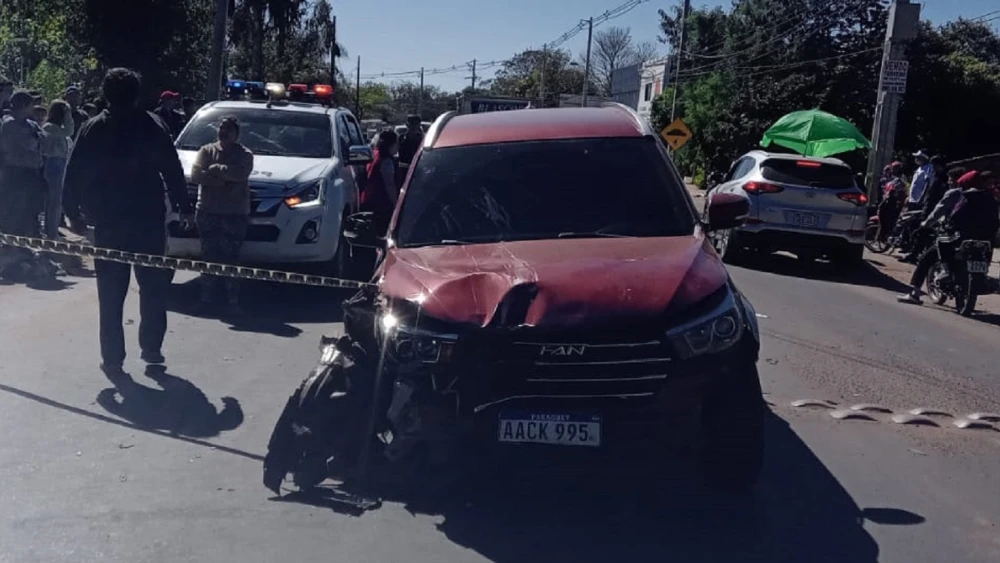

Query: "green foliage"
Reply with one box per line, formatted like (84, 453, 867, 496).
(229, 0, 342, 86)
(656, 0, 1000, 176)
(490, 48, 589, 106)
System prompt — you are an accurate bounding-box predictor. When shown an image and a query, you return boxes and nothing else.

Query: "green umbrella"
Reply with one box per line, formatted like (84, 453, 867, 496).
(760, 109, 872, 158)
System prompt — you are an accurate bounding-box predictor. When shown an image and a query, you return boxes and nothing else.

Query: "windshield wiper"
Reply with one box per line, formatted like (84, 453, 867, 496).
(556, 231, 632, 239)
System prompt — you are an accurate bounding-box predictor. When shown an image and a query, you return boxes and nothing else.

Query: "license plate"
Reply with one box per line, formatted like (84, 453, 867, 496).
(498, 412, 601, 447)
(791, 212, 819, 227)
(968, 261, 990, 274)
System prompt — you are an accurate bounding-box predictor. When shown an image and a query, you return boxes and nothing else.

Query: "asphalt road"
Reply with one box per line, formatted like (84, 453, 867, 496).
(1, 256, 999, 563)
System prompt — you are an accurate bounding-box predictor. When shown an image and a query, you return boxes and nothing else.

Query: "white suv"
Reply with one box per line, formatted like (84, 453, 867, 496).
(166, 98, 373, 275)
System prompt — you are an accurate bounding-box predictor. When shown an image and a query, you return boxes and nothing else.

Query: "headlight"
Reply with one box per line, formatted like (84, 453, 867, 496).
(665, 290, 744, 360)
(380, 312, 457, 364)
(285, 179, 324, 208)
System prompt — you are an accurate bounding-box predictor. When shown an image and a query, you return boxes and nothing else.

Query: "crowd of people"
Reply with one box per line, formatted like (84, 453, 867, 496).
(0, 77, 200, 282)
(361, 114, 425, 232)
(873, 149, 1000, 305)
(0, 67, 253, 380)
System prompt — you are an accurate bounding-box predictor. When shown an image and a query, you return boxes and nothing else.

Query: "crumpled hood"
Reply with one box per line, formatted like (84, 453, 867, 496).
(177, 150, 330, 187)
(380, 234, 729, 329)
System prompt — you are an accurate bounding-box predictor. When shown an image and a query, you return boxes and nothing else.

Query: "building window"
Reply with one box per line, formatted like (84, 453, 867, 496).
(643, 83, 653, 102)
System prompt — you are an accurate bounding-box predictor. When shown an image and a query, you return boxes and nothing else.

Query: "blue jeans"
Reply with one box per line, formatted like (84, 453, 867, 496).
(43, 157, 67, 239)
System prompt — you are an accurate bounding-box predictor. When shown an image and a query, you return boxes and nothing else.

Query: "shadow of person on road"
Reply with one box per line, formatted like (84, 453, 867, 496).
(733, 252, 912, 294)
(96, 365, 243, 438)
(280, 409, 920, 563)
(166, 276, 349, 336)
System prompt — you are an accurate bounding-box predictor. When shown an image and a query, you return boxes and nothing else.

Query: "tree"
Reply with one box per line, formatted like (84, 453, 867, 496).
(491, 47, 587, 106)
(584, 26, 659, 97)
(653, 0, 890, 176)
(229, 0, 345, 85)
(71, 0, 214, 103)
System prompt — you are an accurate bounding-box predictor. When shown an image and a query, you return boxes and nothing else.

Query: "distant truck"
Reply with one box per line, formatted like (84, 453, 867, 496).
(457, 95, 532, 115)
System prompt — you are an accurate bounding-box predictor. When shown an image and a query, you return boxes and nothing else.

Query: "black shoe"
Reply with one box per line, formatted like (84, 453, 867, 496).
(100, 363, 133, 387)
(141, 350, 166, 364)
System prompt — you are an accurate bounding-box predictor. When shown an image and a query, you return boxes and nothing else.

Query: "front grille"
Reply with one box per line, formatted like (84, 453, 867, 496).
(185, 183, 282, 217)
(463, 333, 675, 413)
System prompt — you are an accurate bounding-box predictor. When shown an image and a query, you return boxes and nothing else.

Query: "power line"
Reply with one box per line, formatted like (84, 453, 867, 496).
(356, 0, 653, 83)
(671, 45, 883, 86)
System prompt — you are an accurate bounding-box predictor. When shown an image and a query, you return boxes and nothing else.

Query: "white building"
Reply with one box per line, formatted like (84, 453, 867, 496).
(636, 56, 673, 124)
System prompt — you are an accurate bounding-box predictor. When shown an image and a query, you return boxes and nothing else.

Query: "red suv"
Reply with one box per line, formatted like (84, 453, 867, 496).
(264, 105, 764, 494)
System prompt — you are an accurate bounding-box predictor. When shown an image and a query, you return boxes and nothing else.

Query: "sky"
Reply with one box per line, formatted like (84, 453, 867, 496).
(332, 0, 1000, 93)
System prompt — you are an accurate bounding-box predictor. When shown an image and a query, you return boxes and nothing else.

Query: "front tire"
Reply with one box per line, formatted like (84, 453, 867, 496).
(925, 262, 948, 305)
(701, 364, 765, 492)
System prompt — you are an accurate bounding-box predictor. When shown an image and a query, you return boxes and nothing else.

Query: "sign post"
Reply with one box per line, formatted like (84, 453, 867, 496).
(661, 118, 693, 151)
(882, 60, 909, 94)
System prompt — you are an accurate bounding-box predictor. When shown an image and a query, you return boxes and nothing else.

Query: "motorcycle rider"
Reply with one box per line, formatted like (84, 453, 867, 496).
(898, 170, 999, 305)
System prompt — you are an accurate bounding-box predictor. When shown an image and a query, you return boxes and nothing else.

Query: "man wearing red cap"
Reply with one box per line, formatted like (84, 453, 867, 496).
(898, 170, 999, 305)
(153, 91, 185, 139)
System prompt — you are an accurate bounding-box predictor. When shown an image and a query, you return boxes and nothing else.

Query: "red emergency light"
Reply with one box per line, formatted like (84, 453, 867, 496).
(288, 84, 308, 94)
(313, 84, 333, 98)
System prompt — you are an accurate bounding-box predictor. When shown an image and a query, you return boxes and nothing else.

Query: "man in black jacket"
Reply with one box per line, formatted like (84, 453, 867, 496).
(898, 170, 999, 305)
(63, 68, 194, 377)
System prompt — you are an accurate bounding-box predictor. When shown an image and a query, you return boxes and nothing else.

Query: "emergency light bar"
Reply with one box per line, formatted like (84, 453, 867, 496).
(228, 80, 334, 105)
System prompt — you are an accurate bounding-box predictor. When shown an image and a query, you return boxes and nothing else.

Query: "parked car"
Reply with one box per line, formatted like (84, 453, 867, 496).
(263, 104, 767, 494)
(705, 151, 868, 266)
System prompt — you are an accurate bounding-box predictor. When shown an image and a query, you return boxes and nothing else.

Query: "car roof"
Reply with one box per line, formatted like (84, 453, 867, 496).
(204, 100, 337, 115)
(431, 106, 647, 149)
(745, 150, 849, 167)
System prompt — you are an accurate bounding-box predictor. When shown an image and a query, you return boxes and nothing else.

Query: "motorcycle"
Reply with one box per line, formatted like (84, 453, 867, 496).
(924, 235, 993, 317)
(865, 208, 924, 255)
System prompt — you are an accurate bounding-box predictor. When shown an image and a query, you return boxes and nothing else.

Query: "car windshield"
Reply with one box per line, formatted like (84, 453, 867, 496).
(394, 137, 694, 247)
(761, 159, 856, 189)
(176, 107, 333, 158)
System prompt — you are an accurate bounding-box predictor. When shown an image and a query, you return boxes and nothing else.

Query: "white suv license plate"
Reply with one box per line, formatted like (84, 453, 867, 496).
(967, 261, 990, 274)
(498, 413, 602, 447)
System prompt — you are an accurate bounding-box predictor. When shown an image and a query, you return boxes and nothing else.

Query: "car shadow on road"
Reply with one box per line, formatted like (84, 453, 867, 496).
(167, 276, 352, 335)
(284, 410, 920, 562)
(96, 365, 244, 439)
(733, 252, 912, 294)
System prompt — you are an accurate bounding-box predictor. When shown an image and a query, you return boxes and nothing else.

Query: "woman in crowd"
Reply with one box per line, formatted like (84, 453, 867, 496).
(361, 129, 399, 234)
(40, 99, 75, 239)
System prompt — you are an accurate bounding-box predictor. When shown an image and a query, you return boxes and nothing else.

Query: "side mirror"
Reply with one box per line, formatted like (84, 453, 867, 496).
(347, 144, 374, 165)
(706, 192, 750, 231)
(343, 211, 383, 248)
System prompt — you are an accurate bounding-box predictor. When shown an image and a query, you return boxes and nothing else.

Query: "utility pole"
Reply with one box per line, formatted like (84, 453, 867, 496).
(539, 44, 547, 108)
(330, 15, 337, 89)
(355, 56, 361, 117)
(206, 0, 229, 101)
(418, 67, 425, 116)
(469, 59, 477, 91)
(865, 0, 920, 203)
(581, 18, 594, 106)
(669, 0, 691, 122)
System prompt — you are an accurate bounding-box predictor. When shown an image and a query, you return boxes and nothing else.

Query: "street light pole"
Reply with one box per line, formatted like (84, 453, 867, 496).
(581, 18, 594, 106)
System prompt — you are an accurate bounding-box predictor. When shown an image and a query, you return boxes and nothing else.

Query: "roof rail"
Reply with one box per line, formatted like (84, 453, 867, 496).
(423, 110, 458, 150)
(599, 101, 654, 137)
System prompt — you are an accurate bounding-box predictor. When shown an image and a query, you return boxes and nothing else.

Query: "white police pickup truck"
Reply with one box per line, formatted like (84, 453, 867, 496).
(166, 82, 373, 276)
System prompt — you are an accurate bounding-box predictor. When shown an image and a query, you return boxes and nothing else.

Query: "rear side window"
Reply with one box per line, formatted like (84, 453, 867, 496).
(761, 159, 856, 189)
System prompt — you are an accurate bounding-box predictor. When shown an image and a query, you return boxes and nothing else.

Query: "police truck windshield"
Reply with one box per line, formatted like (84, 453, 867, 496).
(176, 107, 333, 159)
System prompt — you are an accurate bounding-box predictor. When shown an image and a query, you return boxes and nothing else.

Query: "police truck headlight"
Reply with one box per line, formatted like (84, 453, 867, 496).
(665, 290, 744, 360)
(284, 179, 324, 208)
